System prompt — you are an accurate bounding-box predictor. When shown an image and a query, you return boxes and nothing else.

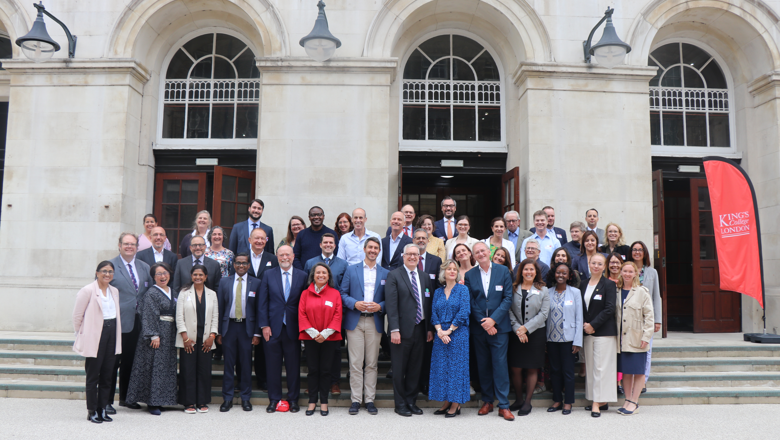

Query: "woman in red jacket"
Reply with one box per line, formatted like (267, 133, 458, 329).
(299, 262, 343, 416)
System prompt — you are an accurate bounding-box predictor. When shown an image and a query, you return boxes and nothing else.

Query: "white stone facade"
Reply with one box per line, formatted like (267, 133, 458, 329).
(0, 0, 777, 333)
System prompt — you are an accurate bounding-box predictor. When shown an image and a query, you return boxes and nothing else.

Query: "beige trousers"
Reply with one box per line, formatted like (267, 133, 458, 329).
(347, 315, 382, 403)
(584, 335, 618, 403)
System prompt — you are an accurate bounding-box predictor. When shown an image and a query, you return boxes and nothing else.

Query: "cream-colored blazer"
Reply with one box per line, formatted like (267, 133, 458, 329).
(175, 285, 219, 350)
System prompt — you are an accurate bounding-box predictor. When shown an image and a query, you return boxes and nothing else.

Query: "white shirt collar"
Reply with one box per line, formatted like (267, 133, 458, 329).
(121, 256, 136, 266)
(321, 254, 333, 260)
(235, 274, 246, 282)
(280, 266, 292, 276)
(479, 262, 492, 275)
(251, 250, 263, 259)
(363, 260, 377, 270)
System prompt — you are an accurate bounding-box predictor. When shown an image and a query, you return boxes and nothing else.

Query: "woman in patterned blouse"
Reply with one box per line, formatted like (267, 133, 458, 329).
(205, 226, 234, 278)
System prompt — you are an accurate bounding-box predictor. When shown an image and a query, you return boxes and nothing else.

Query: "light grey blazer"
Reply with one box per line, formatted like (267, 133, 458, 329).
(109, 255, 151, 333)
(640, 265, 662, 325)
(546, 285, 583, 347)
(509, 285, 549, 335)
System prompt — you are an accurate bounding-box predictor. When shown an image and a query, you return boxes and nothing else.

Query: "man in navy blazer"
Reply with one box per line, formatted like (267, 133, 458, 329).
(258, 245, 307, 413)
(136, 227, 178, 269)
(385, 204, 416, 239)
(465, 242, 515, 421)
(245, 227, 278, 391)
(382, 211, 413, 271)
(340, 237, 387, 414)
(530, 206, 568, 246)
(432, 196, 457, 240)
(216, 254, 261, 412)
(229, 199, 275, 256)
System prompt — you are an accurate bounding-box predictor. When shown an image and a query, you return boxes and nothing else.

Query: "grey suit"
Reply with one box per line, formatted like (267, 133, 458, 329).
(504, 228, 533, 267)
(172, 255, 222, 294)
(509, 285, 550, 335)
(588, 227, 606, 245)
(109, 256, 151, 333)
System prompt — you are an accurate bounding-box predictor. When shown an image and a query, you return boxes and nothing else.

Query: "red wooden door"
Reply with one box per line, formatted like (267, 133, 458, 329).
(212, 166, 256, 246)
(501, 167, 519, 213)
(154, 173, 207, 255)
(690, 178, 741, 332)
(652, 170, 668, 337)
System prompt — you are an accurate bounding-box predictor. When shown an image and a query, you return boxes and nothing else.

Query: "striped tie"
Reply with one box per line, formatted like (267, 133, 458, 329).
(410, 271, 422, 325)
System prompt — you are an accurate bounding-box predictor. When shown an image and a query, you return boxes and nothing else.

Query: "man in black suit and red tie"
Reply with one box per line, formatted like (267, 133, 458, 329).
(385, 243, 433, 417)
(246, 227, 278, 391)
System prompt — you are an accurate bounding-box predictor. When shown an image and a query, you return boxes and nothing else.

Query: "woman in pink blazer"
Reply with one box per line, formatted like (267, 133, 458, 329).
(73, 261, 123, 424)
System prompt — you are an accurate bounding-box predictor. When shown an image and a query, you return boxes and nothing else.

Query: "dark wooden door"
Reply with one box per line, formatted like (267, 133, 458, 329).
(690, 178, 741, 332)
(212, 166, 255, 246)
(398, 164, 403, 211)
(154, 173, 207, 255)
(652, 170, 668, 337)
(501, 167, 519, 213)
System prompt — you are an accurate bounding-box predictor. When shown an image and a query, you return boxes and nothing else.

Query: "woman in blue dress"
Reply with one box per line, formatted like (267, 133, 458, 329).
(429, 259, 471, 418)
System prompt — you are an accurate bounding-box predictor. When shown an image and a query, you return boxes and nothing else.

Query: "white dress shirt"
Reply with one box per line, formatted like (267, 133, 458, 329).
(229, 274, 248, 318)
(100, 290, 117, 320)
(152, 247, 164, 263)
(479, 263, 492, 297)
(251, 250, 263, 275)
(363, 262, 377, 303)
(388, 233, 403, 261)
(121, 256, 140, 288)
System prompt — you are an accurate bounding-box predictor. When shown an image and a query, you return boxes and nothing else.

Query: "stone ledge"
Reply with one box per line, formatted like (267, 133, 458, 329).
(513, 61, 658, 95)
(0, 58, 151, 92)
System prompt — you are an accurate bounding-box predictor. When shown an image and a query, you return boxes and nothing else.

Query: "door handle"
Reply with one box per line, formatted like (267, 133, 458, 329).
(662, 257, 666, 268)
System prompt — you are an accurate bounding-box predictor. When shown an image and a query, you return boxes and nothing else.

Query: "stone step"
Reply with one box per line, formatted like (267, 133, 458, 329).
(652, 345, 780, 358)
(651, 357, 780, 372)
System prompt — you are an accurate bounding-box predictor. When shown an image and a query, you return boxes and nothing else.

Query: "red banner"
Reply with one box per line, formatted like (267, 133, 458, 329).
(703, 157, 764, 308)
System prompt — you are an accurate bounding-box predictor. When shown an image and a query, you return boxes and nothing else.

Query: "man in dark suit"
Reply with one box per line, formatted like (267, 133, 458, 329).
(245, 227, 278, 390)
(258, 245, 307, 413)
(433, 196, 457, 240)
(385, 204, 416, 239)
(294, 206, 339, 269)
(136, 226, 177, 268)
(465, 242, 515, 421)
(382, 211, 413, 271)
(229, 198, 275, 256)
(530, 206, 568, 246)
(109, 233, 151, 413)
(172, 236, 222, 293)
(412, 229, 442, 394)
(385, 243, 433, 417)
(216, 254, 261, 412)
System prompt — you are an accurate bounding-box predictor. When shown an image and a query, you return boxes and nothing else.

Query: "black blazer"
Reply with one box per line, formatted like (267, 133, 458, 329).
(599, 244, 630, 261)
(257, 267, 308, 340)
(381, 234, 413, 271)
(172, 255, 222, 294)
(136, 247, 178, 270)
(217, 274, 262, 338)
(421, 252, 442, 291)
(579, 276, 618, 337)
(385, 265, 433, 338)
(248, 251, 279, 281)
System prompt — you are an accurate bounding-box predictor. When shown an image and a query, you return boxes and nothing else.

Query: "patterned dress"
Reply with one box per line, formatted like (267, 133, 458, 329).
(126, 285, 178, 406)
(428, 283, 471, 404)
(205, 247, 234, 278)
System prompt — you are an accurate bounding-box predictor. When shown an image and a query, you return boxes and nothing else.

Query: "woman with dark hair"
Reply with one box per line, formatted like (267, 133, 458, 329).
(629, 241, 662, 390)
(607, 252, 623, 284)
(599, 223, 630, 260)
(299, 262, 342, 416)
(545, 262, 583, 415)
(572, 231, 601, 279)
(550, 247, 572, 267)
(176, 264, 219, 414)
(126, 262, 178, 415)
(205, 226, 234, 278)
(180, 210, 212, 258)
(73, 261, 122, 423)
(334, 212, 354, 240)
(277, 216, 306, 251)
(444, 215, 479, 260)
(481, 217, 516, 267)
(138, 214, 171, 251)
(417, 214, 446, 260)
(507, 259, 549, 416)
(453, 243, 475, 283)
(491, 247, 514, 282)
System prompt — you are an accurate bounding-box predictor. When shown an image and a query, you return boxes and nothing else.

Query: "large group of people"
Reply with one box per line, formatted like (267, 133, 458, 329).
(72, 198, 661, 423)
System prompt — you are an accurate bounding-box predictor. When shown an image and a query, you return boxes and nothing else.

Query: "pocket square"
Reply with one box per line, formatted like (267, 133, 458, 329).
(266, 261, 272, 266)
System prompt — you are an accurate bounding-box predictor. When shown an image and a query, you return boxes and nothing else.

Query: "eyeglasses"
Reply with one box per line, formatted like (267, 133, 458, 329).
(632, 248, 644, 253)
(525, 247, 539, 252)
(442, 204, 456, 208)
(98, 270, 114, 275)
(154, 272, 169, 278)
(405, 253, 420, 258)
(234, 261, 250, 266)
(506, 219, 519, 223)
(191, 243, 206, 248)
(121, 243, 137, 247)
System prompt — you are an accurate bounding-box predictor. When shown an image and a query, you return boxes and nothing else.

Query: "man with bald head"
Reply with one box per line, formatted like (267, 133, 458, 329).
(382, 211, 413, 271)
(337, 208, 383, 265)
(172, 235, 222, 293)
(386, 204, 416, 238)
(246, 227, 278, 392)
(137, 226, 178, 269)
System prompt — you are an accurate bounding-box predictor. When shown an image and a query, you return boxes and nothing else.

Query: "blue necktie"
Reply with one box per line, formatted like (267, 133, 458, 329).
(283, 272, 290, 325)
(324, 257, 331, 266)
(252, 223, 258, 229)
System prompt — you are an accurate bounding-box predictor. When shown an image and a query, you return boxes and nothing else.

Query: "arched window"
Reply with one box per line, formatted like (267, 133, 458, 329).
(648, 42, 731, 149)
(401, 34, 502, 148)
(162, 33, 260, 140)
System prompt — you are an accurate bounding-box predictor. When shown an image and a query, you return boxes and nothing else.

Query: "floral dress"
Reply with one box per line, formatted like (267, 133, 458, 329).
(205, 248, 234, 278)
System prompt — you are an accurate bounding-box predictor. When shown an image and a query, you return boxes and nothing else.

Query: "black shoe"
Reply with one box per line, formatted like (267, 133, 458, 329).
(562, 407, 572, 415)
(289, 402, 300, 413)
(321, 409, 329, 416)
(445, 407, 461, 418)
(366, 402, 378, 415)
(518, 404, 532, 416)
(592, 410, 602, 418)
(394, 405, 412, 417)
(104, 404, 116, 415)
(119, 401, 141, 410)
(220, 401, 233, 412)
(641, 387, 647, 394)
(617, 385, 624, 395)
(509, 400, 523, 411)
(306, 408, 315, 416)
(88, 410, 102, 424)
(434, 403, 452, 415)
(585, 404, 609, 411)
(267, 401, 278, 413)
(386, 369, 393, 379)
(148, 406, 161, 416)
(547, 403, 562, 412)
(99, 409, 113, 422)
(409, 404, 423, 415)
(349, 402, 360, 415)
(242, 400, 252, 411)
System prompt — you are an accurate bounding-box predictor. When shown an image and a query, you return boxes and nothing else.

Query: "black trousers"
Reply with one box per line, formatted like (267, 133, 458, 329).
(253, 341, 267, 387)
(179, 332, 212, 406)
(264, 324, 301, 402)
(419, 339, 433, 391)
(330, 340, 342, 386)
(112, 314, 140, 403)
(547, 341, 576, 404)
(222, 320, 253, 402)
(389, 322, 425, 408)
(305, 339, 337, 404)
(85, 319, 117, 411)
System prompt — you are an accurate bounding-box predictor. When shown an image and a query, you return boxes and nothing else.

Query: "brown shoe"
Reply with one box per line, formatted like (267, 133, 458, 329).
(498, 408, 515, 421)
(331, 383, 341, 396)
(477, 402, 494, 415)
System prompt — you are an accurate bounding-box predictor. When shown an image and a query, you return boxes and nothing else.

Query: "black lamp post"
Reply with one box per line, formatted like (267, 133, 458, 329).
(583, 7, 631, 69)
(16, 2, 77, 62)
(299, 1, 341, 62)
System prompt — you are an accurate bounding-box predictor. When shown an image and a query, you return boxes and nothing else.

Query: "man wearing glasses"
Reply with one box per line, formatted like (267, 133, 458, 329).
(433, 197, 458, 240)
(502, 210, 532, 265)
(293, 206, 339, 269)
(518, 239, 550, 280)
(172, 235, 222, 293)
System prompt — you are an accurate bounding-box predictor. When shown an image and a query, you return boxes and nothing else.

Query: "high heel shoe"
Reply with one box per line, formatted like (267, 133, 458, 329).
(445, 407, 461, 418)
(509, 400, 523, 411)
(87, 411, 102, 424)
(620, 400, 639, 416)
(434, 403, 452, 415)
(99, 409, 113, 422)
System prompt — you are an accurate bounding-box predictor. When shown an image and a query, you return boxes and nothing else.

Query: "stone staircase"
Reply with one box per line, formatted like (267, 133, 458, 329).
(1, 333, 779, 407)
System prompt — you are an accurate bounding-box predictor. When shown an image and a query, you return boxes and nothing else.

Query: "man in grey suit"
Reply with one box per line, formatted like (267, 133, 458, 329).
(109, 232, 151, 412)
(172, 235, 222, 293)
(136, 227, 178, 268)
(585, 208, 606, 244)
(503, 210, 532, 266)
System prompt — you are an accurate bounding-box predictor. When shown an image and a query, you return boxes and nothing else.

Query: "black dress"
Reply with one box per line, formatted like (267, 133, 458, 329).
(508, 289, 546, 369)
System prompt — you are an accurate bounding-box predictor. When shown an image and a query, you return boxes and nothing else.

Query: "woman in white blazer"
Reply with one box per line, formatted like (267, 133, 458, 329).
(73, 261, 122, 424)
(444, 215, 480, 260)
(481, 217, 517, 268)
(629, 241, 662, 385)
(175, 264, 219, 413)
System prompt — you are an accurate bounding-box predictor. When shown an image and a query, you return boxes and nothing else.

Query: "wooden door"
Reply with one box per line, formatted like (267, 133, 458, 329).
(652, 170, 668, 337)
(501, 167, 519, 213)
(398, 164, 403, 210)
(212, 166, 255, 246)
(690, 178, 741, 332)
(154, 173, 207, 255)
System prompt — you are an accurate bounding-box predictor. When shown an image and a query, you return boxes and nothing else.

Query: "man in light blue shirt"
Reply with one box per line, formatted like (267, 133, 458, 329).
(520, 210, 561, 264)
(336, 208, 382, 265)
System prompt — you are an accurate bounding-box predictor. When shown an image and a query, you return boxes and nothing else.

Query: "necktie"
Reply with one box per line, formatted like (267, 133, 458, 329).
(283, 272, 290, 325)
(235, 277, 243, 320)
(127, 263, 138, 292)
(409, 271, 422, 325)
(252, 223, 258, 230)
(194, 258, 201, 265)
(447, 220, 453, 239)
(417, 258, 424, 272)
(324, 257, 331, 266)
(405, 226, 411, 237)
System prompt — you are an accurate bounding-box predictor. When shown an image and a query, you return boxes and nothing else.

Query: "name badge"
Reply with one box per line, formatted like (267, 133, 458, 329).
(496, 286, 503, 291)
(594, 294, 602, 300)
(621, 255, 626, 260)
(325, 301, 333, 307)
(425, 290, 430, 298)
(266, 261, 272, 266)
(429, 274, 436, 280)
(187, 296, 192, 301)
(529, 289, 539, 296)
(565, 300, 573, 305)
(380, 280, 386, 285)
(557, 234, 562, 239)
(248, 291, 256, 298)
(144, 282, 148, 287)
